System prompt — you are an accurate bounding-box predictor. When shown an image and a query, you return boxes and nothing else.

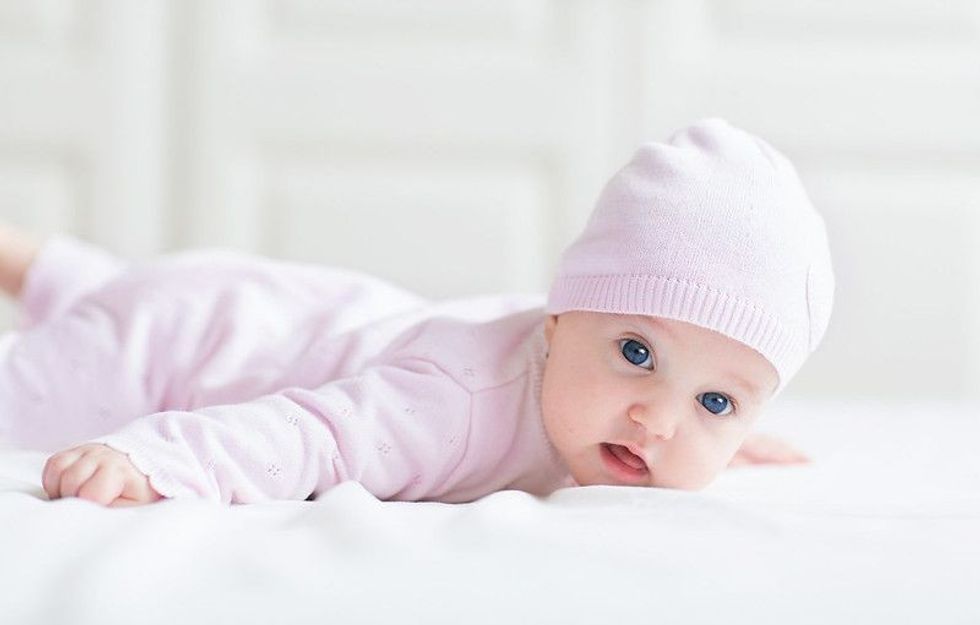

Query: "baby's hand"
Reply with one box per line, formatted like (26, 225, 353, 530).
(728, 433, 811, 467)
(42, 443, 163, 507)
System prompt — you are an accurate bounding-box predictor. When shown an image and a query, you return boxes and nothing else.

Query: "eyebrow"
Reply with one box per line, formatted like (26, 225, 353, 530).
(726, 375, 765, 402)
(631, 315, 675, 340)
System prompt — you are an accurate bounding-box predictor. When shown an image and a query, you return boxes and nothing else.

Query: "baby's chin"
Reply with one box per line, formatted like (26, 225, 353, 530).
(573, 476, 713, 491)
(567, 456, 720, 491)
(556, 441, 725, 490)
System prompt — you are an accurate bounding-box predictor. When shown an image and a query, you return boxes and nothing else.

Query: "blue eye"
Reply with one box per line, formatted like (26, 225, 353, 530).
(619, 339, 653, 369)
(698, 392, 733, 416)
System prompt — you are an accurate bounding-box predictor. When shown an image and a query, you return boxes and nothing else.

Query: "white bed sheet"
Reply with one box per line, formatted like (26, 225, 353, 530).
(1, 398, 978, 624)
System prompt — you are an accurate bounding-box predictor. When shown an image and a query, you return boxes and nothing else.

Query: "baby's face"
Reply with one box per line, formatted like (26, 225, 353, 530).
(540, 311, 778, 490)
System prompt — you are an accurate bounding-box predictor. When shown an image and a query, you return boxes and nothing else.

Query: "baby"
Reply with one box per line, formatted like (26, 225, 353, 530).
(0, 118, 833, 506)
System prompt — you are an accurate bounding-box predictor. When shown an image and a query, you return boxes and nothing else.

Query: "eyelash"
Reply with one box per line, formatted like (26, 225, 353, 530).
(617, 336, 739, 416)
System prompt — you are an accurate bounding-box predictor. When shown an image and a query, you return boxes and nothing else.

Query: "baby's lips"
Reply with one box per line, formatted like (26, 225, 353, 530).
(600, 442, 651, 485)
(606, 440, 650, 470)
(609, 443, 648, 470)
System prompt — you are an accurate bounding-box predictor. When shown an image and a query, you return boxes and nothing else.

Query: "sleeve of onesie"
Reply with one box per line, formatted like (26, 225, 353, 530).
(89, 358, 473, 503)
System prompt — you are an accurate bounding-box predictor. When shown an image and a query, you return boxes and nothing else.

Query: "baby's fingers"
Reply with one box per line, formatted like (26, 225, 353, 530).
(42, 449, 85, 499)
(76, 467, 126, 506)
(117, 472, 163, 506)
(108, 497, 148, 508)
(55, 456, 101, 498)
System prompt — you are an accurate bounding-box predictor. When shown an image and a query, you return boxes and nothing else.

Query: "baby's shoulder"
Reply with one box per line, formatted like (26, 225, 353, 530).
(380, 299, 546, 393)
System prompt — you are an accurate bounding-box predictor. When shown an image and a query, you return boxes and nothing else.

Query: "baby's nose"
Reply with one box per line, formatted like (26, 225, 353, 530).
(628, 403, 679, 441)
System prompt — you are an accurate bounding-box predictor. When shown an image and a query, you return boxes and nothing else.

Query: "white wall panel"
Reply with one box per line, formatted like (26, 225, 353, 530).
(0, 0, 978, 401)
(0, 153, 78, 231)
(636, 0, 980, 398)
(269, 0, 559, 49)
(0, 0, 167, 255)
(264, 148, 551, 297)
(170, 0, 606, 296)
(795, 165, 980, 397)
(0, 1, 84, 50)
(713, 0, 980, 42)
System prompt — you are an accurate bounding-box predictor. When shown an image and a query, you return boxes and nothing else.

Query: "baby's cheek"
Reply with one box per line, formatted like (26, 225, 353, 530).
(542, 371, 591, 418)
(668, 465, 722, 490)
(541, 392, 580, 441)
(669, 439, 733, 489)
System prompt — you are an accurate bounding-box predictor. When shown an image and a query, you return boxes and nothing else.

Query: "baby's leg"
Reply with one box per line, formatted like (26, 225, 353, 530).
(0, 296, 158, 452)
(2, 227, 127, 330)
(0, 230, 133, 450)
(0, 223, 41, 300)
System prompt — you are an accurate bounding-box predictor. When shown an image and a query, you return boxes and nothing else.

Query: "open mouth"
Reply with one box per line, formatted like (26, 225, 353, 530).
(600, 443, 650, 483)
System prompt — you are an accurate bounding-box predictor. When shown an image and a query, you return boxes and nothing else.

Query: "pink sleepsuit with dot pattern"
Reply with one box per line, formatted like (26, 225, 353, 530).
(0, 236, 571, 503)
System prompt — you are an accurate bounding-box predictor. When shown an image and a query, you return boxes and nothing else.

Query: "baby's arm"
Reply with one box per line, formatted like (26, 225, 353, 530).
(43, 443, 163, 506)
(49, 359, 471, 505)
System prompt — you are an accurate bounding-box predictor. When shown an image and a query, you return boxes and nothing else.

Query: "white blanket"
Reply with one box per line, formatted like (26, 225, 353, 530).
(1, 398, 977, 624)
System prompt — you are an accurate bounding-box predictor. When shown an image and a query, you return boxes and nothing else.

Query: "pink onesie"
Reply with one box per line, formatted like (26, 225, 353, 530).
(0, 236, 572, 503)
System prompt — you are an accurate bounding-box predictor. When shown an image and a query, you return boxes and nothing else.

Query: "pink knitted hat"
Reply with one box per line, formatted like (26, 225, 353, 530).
(546, 118, 834, 392)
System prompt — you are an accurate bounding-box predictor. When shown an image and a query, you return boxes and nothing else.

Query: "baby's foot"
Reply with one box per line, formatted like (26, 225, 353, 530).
(0, 223, 41, 299)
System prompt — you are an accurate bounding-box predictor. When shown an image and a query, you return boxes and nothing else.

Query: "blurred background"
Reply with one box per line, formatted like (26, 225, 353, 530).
(0, 0, 978, 402)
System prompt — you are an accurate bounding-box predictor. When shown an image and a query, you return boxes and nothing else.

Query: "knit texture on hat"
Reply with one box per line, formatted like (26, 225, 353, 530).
(546, 118, 835, 391)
